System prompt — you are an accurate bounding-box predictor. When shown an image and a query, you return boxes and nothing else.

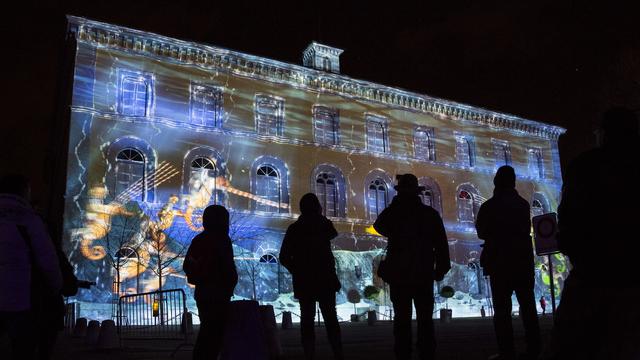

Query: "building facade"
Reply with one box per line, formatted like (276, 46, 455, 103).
(63, 16, 567, 320)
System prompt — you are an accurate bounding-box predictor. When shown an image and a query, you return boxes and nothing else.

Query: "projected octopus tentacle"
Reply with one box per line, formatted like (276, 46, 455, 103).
(75, 186, 135, 260)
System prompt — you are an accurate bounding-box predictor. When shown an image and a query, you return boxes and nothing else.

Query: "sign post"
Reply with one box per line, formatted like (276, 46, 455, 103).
(532, 213, 560, 317)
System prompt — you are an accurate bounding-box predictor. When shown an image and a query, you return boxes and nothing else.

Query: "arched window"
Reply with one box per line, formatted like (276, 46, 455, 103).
(531, 199, 544, 217)
(531, 193, 550, 217)
(316, 173, 338, 217)
(368, 178, 388, 220)
(456, 183, 483, 224)
(414, 127, 435, 161)
(189, 157, 218, 204)
(259, 254, 278, 264)
(115, 148, 145, 202)
(312, 164, 347, 218)
(256, 165, 281, 212)
(418, 177, 443, 215)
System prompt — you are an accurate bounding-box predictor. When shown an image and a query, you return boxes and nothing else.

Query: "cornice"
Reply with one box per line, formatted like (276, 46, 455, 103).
(66, 15, 567, 141)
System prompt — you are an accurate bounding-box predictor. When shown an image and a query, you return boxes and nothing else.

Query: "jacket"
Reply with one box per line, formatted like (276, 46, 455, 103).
(183, 230, 238, 301)
(373, 194, 451, 285)
(0, 194, 62, 311)
(279, 213, 341, 298)
(475, 188, 533, 277)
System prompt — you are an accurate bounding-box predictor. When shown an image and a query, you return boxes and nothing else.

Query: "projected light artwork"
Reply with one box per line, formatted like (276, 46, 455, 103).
(63, 16, 567, 321)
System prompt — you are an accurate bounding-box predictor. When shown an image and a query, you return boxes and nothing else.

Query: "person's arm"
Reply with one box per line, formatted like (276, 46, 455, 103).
(325, 218, 339, 241)
(475, 203, 489, 240)
(373, 208, 392, 237)
(432, 213, 451, 281)
(220, 237, 238, 297)
(279, 226, 295, 273)
(25, 214, 62, 294)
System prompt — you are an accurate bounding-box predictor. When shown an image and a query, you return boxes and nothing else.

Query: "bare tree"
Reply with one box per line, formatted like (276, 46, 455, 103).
(146, 222, 190, 294)
(228, 210, 265, 300)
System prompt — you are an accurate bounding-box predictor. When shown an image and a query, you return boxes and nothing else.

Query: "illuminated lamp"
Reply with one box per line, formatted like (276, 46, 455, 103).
(152, 299, 159, 317)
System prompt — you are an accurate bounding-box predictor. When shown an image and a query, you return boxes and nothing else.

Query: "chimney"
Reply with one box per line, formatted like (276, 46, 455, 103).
(302, 42, 344, 74)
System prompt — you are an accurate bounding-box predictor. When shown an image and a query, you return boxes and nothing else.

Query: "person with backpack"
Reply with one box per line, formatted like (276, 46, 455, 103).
(279, 193, 344, 360)
(183, 205, 237, 360)
(373, 174, 450, 360)
(0, 174, 63, 360)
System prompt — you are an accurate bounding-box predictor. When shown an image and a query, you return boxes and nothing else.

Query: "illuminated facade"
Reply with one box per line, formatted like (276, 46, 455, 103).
(63, 16, 567, 320)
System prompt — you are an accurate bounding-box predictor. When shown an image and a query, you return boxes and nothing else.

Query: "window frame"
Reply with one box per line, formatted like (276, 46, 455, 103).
(117, 70, 154, 117)
(365, 114, 389, 153)
(189, 83, 224, 127)
(255, 94, 285, 137)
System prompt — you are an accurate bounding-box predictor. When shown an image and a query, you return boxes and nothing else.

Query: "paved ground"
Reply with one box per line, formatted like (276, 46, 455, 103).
(4, 315, 554, 359)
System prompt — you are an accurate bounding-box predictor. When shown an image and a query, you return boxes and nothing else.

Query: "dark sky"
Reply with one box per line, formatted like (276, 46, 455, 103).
(4, 1, 639, 201)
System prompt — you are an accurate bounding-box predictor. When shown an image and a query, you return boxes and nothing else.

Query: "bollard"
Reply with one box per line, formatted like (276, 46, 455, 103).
(181, 311, 193, 335)
(367, 310, 377, 326)
(281, 311, 292, 329)
(439, 308, 452, 323)
(97, 320, 119, 350)
(85, 320, 101, 345)
(73, 317, 88, 338)
(259, 305, 282, 359)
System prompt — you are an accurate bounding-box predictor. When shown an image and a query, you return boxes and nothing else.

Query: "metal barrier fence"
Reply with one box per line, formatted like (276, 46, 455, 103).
(117, 289, 190, 343)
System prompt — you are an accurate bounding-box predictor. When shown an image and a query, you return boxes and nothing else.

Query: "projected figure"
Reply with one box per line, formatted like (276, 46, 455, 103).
(75, 185, 135, 260)
(476, 166, 540, 359)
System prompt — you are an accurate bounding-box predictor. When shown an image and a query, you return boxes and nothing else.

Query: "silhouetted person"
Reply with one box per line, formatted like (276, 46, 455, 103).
(476, 166, 540, 360)
(184, 205, 238, 360)
(35, 223, 79, 360)
(279, 193, 343, 360)
(549, 107, 640, 359)
(539, 296, 546, 315)
(373, 174, 450, 360)
(0, 174, 62, 360)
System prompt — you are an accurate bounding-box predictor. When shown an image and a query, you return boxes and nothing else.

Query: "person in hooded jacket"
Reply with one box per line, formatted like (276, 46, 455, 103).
(373, 174, 450, 360)
(279, 193, 343, 360)
(475, 165, 540, 360)
(183, 205, 238, 360)
(0, 174, 62, 360)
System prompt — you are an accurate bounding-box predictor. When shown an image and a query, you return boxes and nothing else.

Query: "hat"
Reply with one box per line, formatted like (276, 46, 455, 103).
(394, 174, 425, 193)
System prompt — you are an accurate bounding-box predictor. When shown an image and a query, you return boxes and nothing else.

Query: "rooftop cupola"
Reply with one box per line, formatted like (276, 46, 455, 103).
(302, 42, 344, 74)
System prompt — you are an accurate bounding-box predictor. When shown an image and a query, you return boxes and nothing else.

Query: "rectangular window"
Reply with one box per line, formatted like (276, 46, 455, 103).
(118, 71, 153, 117)
(455, 133, 475, 167)
(528, 148, 544, 179)
(492, 139, 512, 167)
(366, 114, 388, 153)
(414, 127, 436, 161)
(190, 84, 223, 127)
(255, 94, 285, 136)
(313, 106, 339, 145)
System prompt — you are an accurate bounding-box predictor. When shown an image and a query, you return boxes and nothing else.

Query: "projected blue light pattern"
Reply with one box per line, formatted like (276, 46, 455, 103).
(62, 16, 568, 321)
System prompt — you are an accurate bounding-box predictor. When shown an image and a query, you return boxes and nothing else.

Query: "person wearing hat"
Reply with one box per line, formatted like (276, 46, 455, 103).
(373, 173, 450, 360)
(476, 165, 540, 360)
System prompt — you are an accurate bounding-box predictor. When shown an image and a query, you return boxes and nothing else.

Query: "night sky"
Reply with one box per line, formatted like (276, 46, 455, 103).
(4, 1, 639, 206)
